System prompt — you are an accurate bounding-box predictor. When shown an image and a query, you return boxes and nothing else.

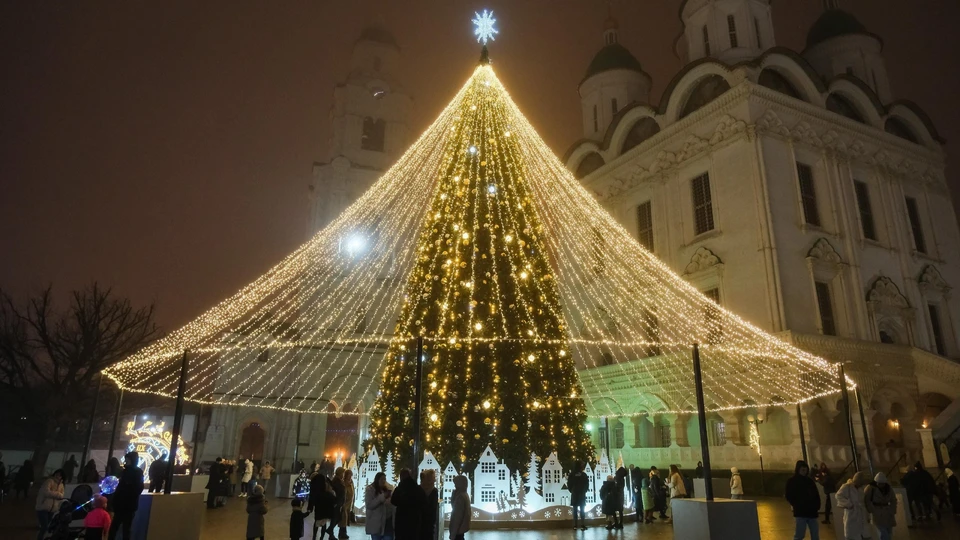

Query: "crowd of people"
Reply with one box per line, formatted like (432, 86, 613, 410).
(8, 448, 960, 540)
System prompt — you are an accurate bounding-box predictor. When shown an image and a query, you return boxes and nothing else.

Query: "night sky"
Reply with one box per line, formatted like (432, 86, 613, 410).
(2, 0, 958, 331)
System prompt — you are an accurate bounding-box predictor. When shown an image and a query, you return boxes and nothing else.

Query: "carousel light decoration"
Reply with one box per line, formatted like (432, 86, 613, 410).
(125, 420, 190, 471)
(103, 12, 852, 473)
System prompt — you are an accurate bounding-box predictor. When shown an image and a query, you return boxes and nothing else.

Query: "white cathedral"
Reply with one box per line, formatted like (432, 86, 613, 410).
(199, 1, 960, 478)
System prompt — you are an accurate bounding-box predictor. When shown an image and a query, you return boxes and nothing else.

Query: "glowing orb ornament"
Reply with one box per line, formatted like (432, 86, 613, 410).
(100, 476, 120, 495)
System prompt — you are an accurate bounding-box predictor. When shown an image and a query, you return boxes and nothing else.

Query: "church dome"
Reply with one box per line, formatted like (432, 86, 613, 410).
(805, 9, 871, 48)
(583, 43, 644, 82)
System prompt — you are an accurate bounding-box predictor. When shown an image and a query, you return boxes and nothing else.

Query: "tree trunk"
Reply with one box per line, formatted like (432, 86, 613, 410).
(32, 420, 57, 480)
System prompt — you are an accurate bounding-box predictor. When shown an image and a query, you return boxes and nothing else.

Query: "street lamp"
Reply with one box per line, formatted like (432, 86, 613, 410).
(748, 411, 766, 494)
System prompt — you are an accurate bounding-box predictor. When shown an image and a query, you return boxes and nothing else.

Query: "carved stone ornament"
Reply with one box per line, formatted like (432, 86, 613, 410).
(918, 265, 951, 295)
(606, 115, 749, 199)
(754, 109, 942, 189)
(866, 276, 909, 309)
(807, 238, 843, 264)
(685, 247, 723, 275)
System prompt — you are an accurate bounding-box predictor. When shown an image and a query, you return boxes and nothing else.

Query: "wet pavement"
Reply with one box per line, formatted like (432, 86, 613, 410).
(2, 493, 957, 539)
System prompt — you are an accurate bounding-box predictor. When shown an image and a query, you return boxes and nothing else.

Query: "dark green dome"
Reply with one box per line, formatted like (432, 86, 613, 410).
(582, 43, 644, 82)
(805, 9, 869, 48)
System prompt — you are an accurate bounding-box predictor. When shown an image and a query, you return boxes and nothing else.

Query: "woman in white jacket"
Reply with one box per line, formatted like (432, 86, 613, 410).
(665, 465, 686, 523)
(34, 469, 64, 540)
(835, 471, 872, 540)
(241, 458, 254, 496)
(729, 467, 743, 500)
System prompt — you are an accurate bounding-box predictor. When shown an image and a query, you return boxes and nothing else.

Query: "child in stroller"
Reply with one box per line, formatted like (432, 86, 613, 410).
(44, 484, 95, 539)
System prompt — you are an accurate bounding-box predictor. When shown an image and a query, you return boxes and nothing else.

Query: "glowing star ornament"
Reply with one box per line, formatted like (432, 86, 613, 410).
(472, 10, 498, 45)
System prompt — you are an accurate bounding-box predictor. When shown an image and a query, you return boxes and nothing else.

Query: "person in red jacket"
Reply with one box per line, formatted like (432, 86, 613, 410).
(84, 496, 112, 540)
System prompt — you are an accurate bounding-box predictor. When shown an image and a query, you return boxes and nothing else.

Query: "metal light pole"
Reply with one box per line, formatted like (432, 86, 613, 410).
(107, 388, 124, 476)
(855, 388, 874, 476)
(81, 372, 104, 468)
(692, 344, 714, 500)
(796, 403, 809, 464)
(412, 336, 424, 475)
(838, 364, 860, 471)
(190, 404, 203, 474)
(165, 350, 189, 494)
(749, 415, 765, 494)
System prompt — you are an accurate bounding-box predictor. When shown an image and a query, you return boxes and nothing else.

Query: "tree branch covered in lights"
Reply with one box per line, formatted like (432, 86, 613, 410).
(103, 60, 851, 468)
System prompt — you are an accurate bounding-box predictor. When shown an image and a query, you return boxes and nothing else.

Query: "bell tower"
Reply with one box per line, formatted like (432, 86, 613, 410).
(308, 24, 413, 236)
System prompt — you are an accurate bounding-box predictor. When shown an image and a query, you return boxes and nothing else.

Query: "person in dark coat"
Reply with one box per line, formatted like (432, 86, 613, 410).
(108, 451, 144, 540)
(629, 465, 643, 516)
(15, 459, 34, 498)
(946, 469, 960, 515)
(246, 484, 268, 540)
(785, 460, 820, 540)
(419, 469, 439, 540)
(206, 457, 225, 509)
(62, 455, 79, 484)
(649, 466, 667, 519)
(105, 457, 123, 479)
(148, 457, 168, 493)
(290, 498, 312, 539)
(390, 468, 425, 540)
(816, 463, 836, 524)
(912, 461, 939, 521)
(328, 467, 346, 540)
(307, 472, 336, 540)
(600, 475, 618, 530)
(78, 459, 100, 483)
(567, 461, 589, 531)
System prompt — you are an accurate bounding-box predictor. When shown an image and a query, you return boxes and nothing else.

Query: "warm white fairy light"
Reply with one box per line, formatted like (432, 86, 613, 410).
(103, 63, 851, 432)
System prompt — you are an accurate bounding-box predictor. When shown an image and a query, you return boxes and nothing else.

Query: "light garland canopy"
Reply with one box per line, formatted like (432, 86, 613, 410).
(104, 49, 851, 432)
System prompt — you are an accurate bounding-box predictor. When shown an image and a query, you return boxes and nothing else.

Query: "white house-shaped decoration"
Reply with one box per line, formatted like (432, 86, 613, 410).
(357, 447, 382, 511)
(418, 450, 442, 481)
(584, 462, 596, 504)
(472, 445, 511, 513)
(541, 451, 568, 506)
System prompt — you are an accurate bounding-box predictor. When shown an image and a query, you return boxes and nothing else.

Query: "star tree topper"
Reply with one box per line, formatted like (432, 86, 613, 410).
(473, 10, 498, 45)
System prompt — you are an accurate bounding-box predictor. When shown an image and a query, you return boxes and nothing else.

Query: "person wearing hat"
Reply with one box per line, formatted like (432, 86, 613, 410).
(109, 451, 144, 540)
(835, 471, 872, 540)
(865, 472, 897, 540)
(729, 467, 743, 500)
(785, 460, 820, 540)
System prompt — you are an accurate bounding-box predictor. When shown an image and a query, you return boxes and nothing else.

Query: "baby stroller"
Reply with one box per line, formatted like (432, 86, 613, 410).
(45, 484, 94, 539)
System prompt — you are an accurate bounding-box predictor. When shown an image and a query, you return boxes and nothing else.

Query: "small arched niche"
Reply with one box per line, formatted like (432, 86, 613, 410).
(680, 75, 732, 119)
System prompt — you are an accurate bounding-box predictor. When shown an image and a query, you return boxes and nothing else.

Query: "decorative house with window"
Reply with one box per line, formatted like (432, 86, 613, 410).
(472, 445, 512, 512)
(541, 451, 568, 506)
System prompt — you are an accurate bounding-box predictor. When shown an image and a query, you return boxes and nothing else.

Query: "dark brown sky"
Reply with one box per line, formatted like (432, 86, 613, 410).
(2, 0, 958, 330)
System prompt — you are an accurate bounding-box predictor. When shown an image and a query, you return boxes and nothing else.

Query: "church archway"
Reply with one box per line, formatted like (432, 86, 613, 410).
(238, 421, 266, 466)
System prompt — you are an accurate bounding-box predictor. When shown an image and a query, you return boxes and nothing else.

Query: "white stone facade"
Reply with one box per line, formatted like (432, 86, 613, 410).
(566, 5, 960, 472)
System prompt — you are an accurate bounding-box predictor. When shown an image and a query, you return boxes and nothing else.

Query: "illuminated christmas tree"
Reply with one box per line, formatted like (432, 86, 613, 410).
(105, 11, 849, 478)
(367, 43, 592, 470)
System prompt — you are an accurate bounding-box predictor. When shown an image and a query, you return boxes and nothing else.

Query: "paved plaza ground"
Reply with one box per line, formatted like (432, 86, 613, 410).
(2, 493, 957, 539)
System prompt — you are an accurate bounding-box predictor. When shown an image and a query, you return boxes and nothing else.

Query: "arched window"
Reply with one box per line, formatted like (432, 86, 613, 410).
(575, 152, 605, 179)
(758, 69, 802, 100)
(361, 117, 386, 152)
(826, 94, 865, 124)
(884, 117, 919, 143)
(621, 117, 661, 154)
(680, 75, 731, 119)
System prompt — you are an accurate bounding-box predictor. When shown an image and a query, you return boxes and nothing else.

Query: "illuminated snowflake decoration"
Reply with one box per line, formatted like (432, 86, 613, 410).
(472, 10, 498, 45)
(473, 510, 480, 518)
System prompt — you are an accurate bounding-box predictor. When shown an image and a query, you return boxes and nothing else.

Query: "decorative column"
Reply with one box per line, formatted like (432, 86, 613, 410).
(916, 428, 938, 469)
(674, 413, 691, 447)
